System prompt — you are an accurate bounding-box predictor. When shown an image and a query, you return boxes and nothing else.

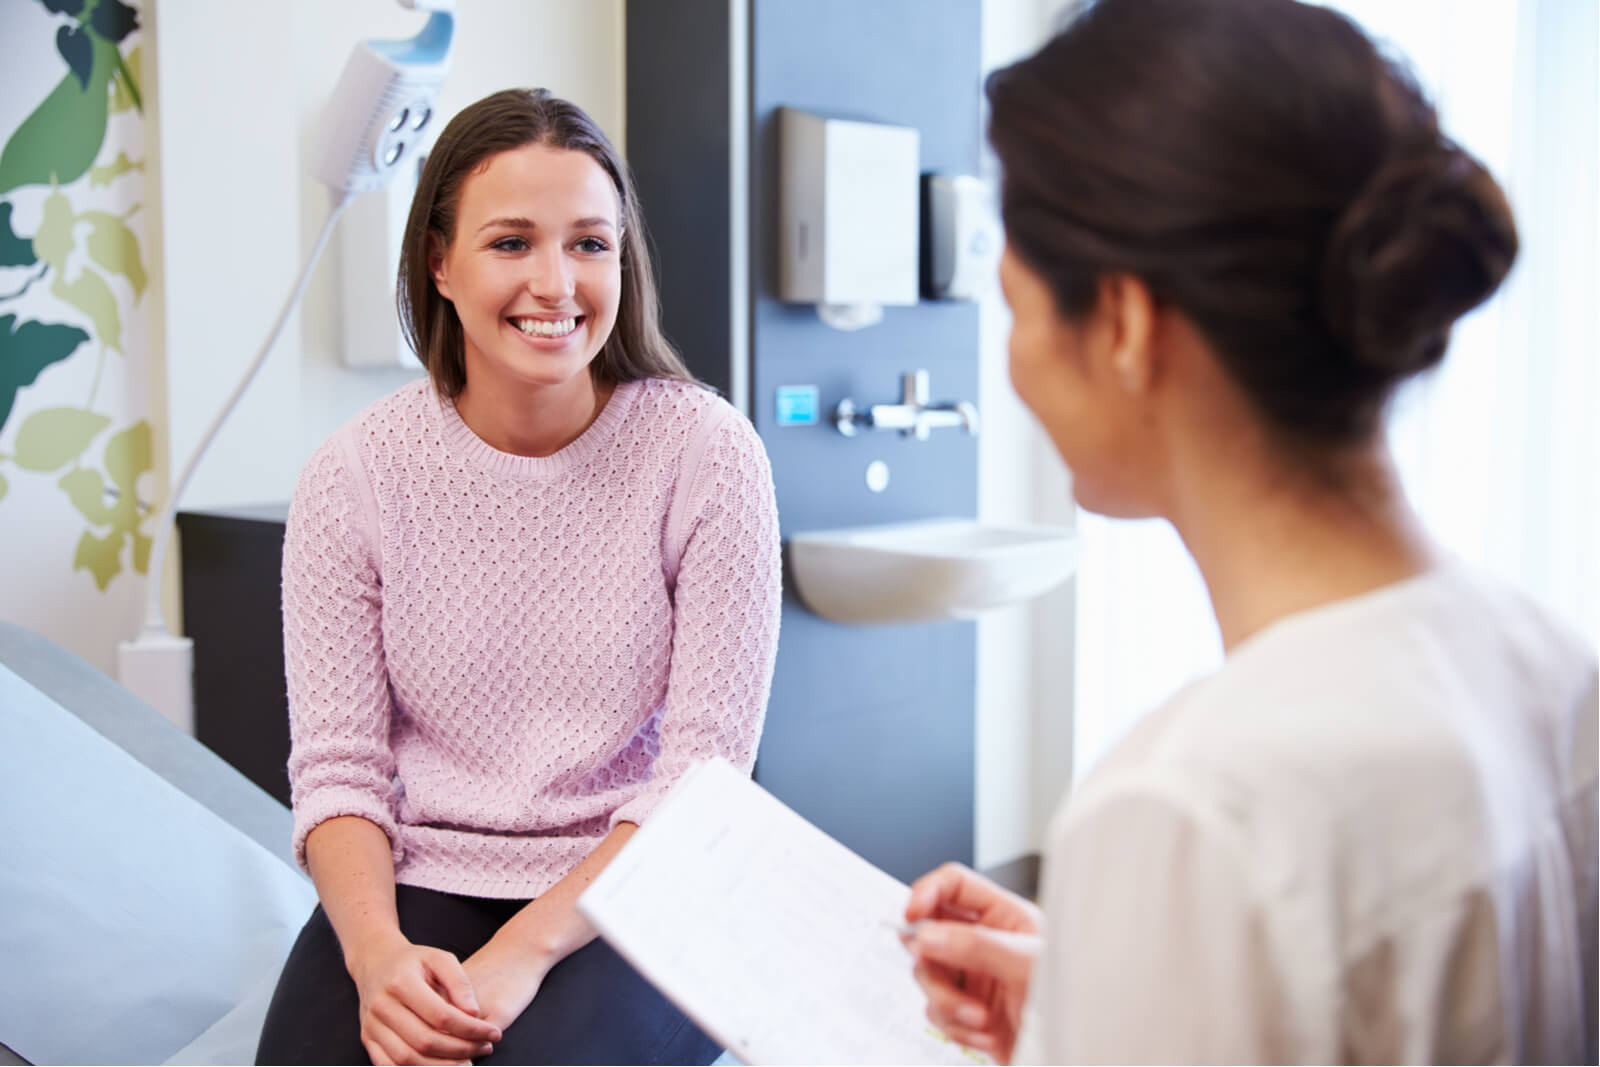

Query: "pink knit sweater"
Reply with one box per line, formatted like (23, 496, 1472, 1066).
(281, 377, 782, 899)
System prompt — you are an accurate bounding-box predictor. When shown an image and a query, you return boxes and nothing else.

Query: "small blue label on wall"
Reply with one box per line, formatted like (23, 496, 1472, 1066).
(774, 385, 821, 427)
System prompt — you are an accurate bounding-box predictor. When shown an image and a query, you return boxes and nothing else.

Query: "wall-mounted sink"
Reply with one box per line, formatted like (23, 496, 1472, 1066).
(789, 518, 1081, 625)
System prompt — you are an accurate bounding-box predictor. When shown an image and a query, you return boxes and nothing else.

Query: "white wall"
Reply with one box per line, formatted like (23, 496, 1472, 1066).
(151, 0, 625, 514)
(973, 0, 1079, 869)
(149, 0, 300, 514)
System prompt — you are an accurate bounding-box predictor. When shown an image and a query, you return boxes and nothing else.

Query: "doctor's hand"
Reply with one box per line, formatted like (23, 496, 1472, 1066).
(346, 933, 500, 1066)
(904, 863, 1045, 1064)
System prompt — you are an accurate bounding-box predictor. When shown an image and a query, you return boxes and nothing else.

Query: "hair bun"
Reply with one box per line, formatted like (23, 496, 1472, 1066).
(1320, 144, 1518, 379)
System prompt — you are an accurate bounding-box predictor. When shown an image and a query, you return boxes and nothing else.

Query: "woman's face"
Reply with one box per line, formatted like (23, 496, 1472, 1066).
(1000, 245, 1159, 518)
(431, 142, 622, 397)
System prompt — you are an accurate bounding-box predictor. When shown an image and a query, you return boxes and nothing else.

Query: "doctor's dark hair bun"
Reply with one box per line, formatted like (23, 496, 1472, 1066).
(1320, 146, 1518, 379)
(987, 0, 1519, 446)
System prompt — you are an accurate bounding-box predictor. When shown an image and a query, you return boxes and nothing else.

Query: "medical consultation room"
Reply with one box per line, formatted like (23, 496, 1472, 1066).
(1, 0, 1595, 1063)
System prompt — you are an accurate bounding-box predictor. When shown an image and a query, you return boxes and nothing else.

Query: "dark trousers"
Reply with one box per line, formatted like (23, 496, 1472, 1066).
(256, 884, 720, 1065)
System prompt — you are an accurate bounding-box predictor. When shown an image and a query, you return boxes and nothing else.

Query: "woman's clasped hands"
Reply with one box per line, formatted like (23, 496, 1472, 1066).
(347, 932, 506, 1066)
(903, 863, 1045, 1064)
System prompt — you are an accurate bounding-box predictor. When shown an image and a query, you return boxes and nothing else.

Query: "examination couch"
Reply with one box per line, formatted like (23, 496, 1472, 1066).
(0, 621, 316, 1065)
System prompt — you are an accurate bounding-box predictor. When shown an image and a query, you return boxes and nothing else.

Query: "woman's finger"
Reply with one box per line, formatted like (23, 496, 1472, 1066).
(906, 863, 995, 923)
(364, 1035, 396, 1067)
(910, 949, 1000, 1003)
(911, 962, 993, 1031)
(910, 920, 1041, 989)
(421, 948, 492, 1030)
(364, 1019, 418, 1067)
(373, 991, 492, 1062)
(367, 1016, 474, 1067)
(412, 965, 500, 1042)
(922, 1011, 1002, 1058)
(390, 961, 495, 1040)
(906, 862, 1035, 929)
(910, 955, 965, 998)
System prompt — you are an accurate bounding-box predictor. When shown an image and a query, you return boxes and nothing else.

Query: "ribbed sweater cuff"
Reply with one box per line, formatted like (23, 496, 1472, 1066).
(291, 786, 404, 873)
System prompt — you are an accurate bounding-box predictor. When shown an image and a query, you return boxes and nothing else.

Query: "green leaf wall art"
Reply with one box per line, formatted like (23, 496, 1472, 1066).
(2, 0, 150, 595)
(0, 35, 117, 196)
(0, 314, 89, 428)
(0, 204, 38, 267)
(15, 407, 112, 472)
(65, 417, 153, 590)
(83, 210, 146, 296)
(89, 151, 141, 187)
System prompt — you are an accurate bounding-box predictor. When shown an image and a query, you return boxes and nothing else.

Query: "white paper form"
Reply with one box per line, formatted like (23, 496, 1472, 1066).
(578, 759, 991, 1066)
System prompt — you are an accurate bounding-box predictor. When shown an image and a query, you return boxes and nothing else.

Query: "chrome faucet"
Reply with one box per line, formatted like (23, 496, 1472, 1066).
(833, 370, 980, 440)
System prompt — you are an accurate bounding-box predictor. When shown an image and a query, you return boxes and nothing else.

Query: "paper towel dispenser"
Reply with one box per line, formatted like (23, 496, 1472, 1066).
(778, 108, 919, 329)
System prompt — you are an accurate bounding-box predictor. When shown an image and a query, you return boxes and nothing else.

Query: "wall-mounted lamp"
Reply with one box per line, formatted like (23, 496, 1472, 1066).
(117, 0, 456, 732)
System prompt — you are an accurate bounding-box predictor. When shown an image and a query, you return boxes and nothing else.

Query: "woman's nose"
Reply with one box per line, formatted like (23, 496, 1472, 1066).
(524, 245, 574, 301)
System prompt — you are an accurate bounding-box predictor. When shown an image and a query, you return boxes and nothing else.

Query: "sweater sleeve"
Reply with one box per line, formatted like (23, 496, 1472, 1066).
(281, 430, 403, 871)
(609, 408, 782, 828)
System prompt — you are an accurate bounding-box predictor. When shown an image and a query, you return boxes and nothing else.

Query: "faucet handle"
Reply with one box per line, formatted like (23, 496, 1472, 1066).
(956, 400, 980, 436)
(902, 370, 930, 407)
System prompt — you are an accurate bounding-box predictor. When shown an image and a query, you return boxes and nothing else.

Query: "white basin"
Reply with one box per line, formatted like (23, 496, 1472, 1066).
(788, 518, 1081, 625)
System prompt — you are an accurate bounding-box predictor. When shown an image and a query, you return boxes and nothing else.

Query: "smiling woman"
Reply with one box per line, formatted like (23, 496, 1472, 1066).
(431, 142, 625, 455)
(254, 89, 781, 1066)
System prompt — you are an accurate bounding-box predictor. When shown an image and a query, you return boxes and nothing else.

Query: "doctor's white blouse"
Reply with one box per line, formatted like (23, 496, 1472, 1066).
(1015, 564, 1597, 1064)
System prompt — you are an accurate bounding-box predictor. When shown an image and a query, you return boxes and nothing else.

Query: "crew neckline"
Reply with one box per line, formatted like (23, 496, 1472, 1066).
(430, 378, 642, 479)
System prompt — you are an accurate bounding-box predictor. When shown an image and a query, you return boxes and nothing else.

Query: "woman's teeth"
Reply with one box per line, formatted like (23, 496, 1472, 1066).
(513, 317, 578, 338)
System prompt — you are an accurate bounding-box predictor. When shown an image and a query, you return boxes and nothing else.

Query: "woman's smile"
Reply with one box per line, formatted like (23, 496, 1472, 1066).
(508, 313, 587, 348)
(510, 314, 582, 339)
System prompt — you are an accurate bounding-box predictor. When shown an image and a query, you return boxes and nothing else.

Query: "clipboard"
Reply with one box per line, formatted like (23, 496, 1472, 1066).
(578, 759, 991, 1066)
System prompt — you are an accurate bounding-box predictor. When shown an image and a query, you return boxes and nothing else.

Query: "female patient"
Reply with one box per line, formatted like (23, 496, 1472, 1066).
(257, 89, 781, 1065)
(905, 0, 1597, 1062)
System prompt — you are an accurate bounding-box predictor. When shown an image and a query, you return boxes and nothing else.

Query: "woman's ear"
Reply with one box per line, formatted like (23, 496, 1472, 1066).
(1098, 273, 1157, 393)
(429, 235, 452, 302)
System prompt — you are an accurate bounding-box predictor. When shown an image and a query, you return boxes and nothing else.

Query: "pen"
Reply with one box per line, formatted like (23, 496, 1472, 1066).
(883, 918, 930, 939)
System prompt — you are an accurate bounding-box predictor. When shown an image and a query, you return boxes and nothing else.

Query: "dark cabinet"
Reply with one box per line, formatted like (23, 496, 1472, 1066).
(177, 505, 292, 806)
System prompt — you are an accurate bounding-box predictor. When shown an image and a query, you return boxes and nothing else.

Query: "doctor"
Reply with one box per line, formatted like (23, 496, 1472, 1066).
(904, 0, 1598, 1062)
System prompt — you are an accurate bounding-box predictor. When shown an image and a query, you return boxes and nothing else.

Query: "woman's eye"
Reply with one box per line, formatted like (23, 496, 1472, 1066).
(575, 236, 611, 254)
(491, 236, 528, 252)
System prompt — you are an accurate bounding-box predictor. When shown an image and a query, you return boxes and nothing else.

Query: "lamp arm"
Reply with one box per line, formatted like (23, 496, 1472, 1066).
(136, 190, 353, 639)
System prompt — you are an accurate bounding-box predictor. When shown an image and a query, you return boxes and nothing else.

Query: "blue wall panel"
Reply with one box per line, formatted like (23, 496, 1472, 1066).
(628, 0, 984, 882)
(750, 0, 983, 881)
